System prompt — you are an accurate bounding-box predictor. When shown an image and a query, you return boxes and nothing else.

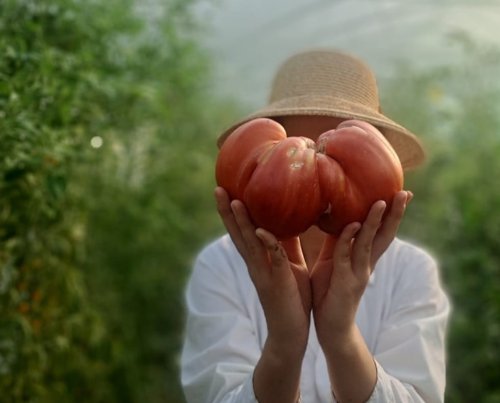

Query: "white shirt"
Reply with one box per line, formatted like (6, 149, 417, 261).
(181, 235, 450, 403)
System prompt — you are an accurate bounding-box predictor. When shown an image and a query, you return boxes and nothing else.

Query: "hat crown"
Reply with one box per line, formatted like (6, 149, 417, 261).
(269, 50, 380, 110)
(217, 49, 425, 169)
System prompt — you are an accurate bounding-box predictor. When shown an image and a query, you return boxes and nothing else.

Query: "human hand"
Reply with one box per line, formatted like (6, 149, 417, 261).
(310, 190, 412, 345)
(214, 187, 312, 350)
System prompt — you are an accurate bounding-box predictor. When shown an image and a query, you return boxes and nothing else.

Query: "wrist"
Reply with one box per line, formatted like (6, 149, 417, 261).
(318, 322, 359, 357)
(313, 295, 360, 347)
(266, 316, 310, 354)
(319, 324, 377, 403)
(254, 335, 307, 403)
(265, 331, 308, 362)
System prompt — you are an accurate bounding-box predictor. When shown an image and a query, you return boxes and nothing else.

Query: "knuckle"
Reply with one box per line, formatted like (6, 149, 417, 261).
(362, 242, 371, 255)
(336, 249, 351, 266)
(246, 241, 260, 257)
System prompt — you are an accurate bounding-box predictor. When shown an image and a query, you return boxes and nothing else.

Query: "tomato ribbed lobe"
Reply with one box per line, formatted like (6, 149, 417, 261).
(215, 118, 403, 239)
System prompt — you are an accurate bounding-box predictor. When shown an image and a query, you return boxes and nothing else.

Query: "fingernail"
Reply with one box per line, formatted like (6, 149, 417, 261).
(230, 200, 238, 212)
(379, 200, 387, 212)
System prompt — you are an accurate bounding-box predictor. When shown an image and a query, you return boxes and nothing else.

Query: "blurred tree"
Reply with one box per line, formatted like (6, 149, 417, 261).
(0, 0, 240, 402)
(383, 37, 500, 402)
(78, 1, 241, 401)
(3, 0, 498, 401)
(0, 0, 127, 400)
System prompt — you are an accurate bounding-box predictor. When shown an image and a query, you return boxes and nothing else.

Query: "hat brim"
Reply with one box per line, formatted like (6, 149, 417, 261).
(217, 95, 425, 169)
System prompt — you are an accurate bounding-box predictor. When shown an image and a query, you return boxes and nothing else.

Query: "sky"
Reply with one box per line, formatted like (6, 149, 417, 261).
(195, 0, 500, 108)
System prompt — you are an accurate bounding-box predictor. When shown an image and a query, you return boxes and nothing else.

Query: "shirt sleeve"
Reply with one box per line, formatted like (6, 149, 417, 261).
(367, 243, 450, 403)
(180, 240, 261, 403)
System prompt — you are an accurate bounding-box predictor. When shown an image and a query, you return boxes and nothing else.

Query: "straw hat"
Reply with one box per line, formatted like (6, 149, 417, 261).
(217, 49, 425, 169)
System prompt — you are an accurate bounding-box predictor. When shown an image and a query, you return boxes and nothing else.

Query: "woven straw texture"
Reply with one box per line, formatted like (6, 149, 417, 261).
(217, 49, 425, 169)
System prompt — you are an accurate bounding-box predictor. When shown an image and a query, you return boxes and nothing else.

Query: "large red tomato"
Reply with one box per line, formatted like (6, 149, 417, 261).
(215, 118, 403, 239)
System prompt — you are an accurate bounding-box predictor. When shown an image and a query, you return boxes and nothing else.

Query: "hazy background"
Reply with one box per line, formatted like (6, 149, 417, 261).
(195, 0, 500, 105)
(1, 1, 499, 402)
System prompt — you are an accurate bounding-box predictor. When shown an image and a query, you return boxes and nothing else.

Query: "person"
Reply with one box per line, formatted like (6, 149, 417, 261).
(181, 49, 450, 403)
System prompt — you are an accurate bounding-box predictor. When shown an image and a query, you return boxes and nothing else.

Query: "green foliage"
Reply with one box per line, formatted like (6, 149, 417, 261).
(383, 39, 500, 402)
(0, 0, 240, 401)
(0, 0, 122, 401)
(3, 0, 498, 401)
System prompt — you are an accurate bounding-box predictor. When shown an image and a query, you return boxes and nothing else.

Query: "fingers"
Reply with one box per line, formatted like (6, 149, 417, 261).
(334, 222, 362, 265)
(215, 187, 266, 263)
(328, 222, 361, 281)
(255, 228, 289, 274)
(281, 237, 306, 267)
(214, 187, 247, 254)
(371, 190, 410, 263)
(317, 235, 337, 262)
(406, 191, 414, 205)
(215, 186, 297, 278)
(335, 191, 411, 279)
(379, 191, 407, 236)
(231, 199, 258, 245)
(214, 186, 237, 233)
(351, 200, 386, 275)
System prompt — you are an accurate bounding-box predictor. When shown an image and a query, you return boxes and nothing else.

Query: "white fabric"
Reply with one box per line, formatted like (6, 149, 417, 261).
(181, 235, 450, 403)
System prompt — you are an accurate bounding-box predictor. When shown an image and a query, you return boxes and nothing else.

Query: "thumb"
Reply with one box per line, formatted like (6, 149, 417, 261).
(255, 228, 289, 275)
(311, 235, 337, 288)
(317, 234, 338, 262)
(280, 237, 306, 267)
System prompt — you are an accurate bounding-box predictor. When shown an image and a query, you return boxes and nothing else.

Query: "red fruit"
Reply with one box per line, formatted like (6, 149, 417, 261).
(215, 118, 403, 239)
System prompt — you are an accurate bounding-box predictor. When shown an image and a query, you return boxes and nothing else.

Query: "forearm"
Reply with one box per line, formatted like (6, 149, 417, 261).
(253, 337, 306, 403)
(322, 324, 377, 403)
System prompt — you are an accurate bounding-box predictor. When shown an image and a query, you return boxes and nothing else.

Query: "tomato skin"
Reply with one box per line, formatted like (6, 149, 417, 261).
(215, 118, 286, 201)
(316, 121, 404, 234)
(243, 136, 326, 239)
(215, 118, 403, 239)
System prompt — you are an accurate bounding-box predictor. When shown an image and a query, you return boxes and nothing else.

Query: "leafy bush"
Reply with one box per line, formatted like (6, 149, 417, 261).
(0, 0, 238, 401)
(2, 0, 498, 401)
(383, 39, 500, 402)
